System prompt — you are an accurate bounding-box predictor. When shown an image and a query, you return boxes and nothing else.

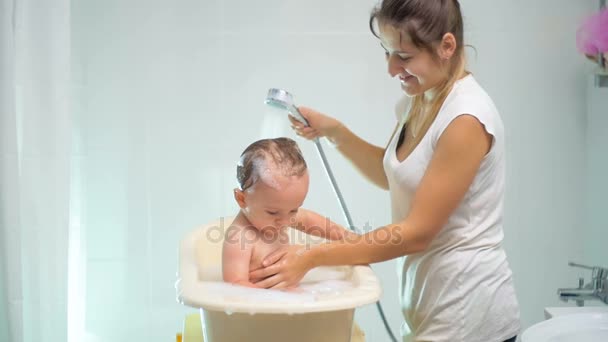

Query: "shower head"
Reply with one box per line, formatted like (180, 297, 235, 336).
(264, 88, 310, 126)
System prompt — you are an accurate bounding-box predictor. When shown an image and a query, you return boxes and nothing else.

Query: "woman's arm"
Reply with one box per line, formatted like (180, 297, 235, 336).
(291, 108, 393, 190)
(331, 123, 392, 190)
(310, 114, 492, 264)
(252, 114, 493, 288)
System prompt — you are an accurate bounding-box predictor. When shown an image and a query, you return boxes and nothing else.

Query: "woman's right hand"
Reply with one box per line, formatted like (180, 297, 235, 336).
(289, 107, 343, 142)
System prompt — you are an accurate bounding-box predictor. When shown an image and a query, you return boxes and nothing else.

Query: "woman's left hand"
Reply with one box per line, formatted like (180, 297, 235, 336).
(249, 244, 314, 289)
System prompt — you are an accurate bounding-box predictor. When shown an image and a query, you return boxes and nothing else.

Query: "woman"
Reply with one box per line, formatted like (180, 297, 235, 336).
(250, 0, 521, 341)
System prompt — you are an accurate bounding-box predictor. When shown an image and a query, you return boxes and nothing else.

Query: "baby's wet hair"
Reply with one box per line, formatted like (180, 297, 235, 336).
(237, 137, 307, 191)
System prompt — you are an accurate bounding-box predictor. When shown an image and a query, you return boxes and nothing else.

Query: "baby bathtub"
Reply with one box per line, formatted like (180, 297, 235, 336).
(176, 216, 382, 342)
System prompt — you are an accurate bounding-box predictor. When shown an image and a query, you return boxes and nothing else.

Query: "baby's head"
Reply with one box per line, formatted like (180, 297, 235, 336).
(234, 137, 309, 231)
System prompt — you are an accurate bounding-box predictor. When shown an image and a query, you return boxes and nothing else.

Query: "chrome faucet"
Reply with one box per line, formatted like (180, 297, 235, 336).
(557, 262, 608, 306)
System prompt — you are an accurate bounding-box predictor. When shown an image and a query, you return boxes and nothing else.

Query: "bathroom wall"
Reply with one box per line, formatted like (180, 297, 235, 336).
(584, 75, 608, 266)
(71, 0, 599, 340)
(463, 0, 599, 334)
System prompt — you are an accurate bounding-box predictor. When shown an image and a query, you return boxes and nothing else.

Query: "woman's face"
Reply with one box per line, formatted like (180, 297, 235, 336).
(379, 24, 448, 97)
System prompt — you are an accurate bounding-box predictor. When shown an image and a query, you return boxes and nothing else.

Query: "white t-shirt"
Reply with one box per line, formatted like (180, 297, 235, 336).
(383, 74, 521, 342)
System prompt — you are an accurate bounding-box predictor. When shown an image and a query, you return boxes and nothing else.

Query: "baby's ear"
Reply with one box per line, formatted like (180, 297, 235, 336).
(233, 188, 246, 208)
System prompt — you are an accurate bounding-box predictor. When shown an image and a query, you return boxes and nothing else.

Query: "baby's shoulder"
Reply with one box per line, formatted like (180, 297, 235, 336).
(224, 221, 258, 242)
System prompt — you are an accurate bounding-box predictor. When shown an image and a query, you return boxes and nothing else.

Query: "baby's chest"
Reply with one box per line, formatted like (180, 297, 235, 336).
(249, 237, 289, 268)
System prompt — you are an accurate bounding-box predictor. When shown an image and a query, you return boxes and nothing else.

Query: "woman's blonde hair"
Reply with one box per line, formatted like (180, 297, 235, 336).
(406, 54, 466, 148)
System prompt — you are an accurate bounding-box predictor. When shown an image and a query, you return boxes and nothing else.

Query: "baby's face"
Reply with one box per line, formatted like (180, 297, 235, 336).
(239, 172, 309, 231)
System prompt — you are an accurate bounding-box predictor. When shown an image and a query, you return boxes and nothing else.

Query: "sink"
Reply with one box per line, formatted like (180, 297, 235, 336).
(521, 312, 608, 342)
(544, 306, 608, 319)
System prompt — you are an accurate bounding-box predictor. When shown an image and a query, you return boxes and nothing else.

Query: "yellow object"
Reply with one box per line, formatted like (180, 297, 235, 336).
(175, 333, 182, 342)
(183, 313, 204, 342)
(182, 312, 366, 342)
(351, 323, 366, 341)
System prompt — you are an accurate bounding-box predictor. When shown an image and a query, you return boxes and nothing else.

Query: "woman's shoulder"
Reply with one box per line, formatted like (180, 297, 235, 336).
(449, 74, 498, 112)
(432, 75, 504, 143)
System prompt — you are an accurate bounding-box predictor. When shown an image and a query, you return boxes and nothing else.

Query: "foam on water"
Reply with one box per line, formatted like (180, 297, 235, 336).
(199, 266, 355, 307)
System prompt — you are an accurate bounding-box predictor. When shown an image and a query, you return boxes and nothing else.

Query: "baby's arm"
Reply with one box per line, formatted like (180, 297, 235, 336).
(222, 226, 259, 288)
(294, 209, 357, 240)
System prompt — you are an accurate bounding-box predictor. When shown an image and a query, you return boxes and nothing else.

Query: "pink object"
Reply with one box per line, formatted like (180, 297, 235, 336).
(577, 8, 608, 55)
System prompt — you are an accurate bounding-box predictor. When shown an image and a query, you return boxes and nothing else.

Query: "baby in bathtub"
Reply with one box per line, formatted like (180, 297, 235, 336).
(222, 137, 350, 288)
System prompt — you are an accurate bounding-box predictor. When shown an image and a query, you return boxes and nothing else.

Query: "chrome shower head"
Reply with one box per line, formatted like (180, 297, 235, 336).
(264, 88, 309, 126)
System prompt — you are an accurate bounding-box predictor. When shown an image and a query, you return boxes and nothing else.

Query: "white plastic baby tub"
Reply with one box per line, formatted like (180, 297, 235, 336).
(176, 217, 382, 342)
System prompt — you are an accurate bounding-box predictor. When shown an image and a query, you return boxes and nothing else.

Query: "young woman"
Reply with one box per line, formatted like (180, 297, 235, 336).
(251, 1, 521, 340)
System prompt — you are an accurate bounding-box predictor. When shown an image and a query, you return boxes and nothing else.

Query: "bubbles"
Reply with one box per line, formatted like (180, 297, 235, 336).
(199, 266, 356, 315)
(201, 281, 317, 306)
(300, 280, 353, 297)
(258, 166, 282, 190)
(245, 150, 304, 192)
(301, 266, 351, 283)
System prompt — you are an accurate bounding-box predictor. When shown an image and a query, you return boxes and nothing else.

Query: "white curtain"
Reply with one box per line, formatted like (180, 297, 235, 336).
(2, 0, 248, 340)
(0, 0, 76, 341)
